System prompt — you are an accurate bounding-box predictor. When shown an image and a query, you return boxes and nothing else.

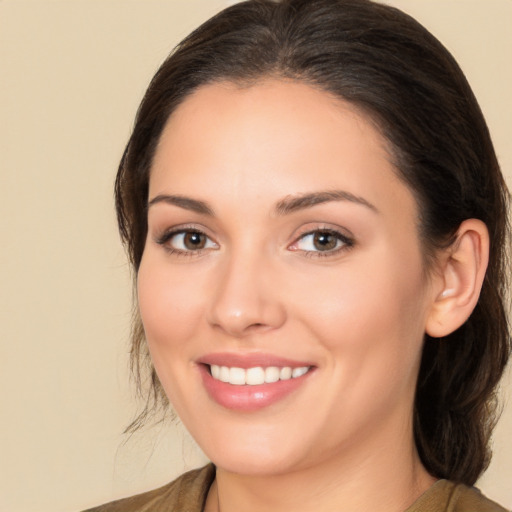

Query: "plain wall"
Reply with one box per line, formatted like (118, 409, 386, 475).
(1, 1, 510, 511)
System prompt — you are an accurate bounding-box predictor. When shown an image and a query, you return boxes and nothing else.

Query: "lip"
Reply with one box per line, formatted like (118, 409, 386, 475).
(197, 352, 315, 412)
(197, 352, 313, 369)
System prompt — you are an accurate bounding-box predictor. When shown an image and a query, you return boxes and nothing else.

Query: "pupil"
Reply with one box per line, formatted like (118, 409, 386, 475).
(313, 232, 336, 251)
(184, 232, 205, 249)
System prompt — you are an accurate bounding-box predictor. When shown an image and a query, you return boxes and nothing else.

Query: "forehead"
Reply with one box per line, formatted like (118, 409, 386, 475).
(155, 79, 389, 170)
(150, 79, 417, 223)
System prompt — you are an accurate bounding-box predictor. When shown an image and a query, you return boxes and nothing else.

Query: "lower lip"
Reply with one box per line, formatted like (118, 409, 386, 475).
(199, 365, 313, 412)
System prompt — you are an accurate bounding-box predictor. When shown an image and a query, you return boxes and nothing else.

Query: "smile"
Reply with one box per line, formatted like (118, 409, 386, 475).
(198, 356, 315, 411)
(209, 365, 311, 386)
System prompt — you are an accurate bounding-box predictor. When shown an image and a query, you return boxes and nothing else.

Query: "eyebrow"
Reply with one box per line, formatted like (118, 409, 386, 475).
(274, 190, 378, 215)
(147, 189, 378, 217)
(147, 194, 215, 216)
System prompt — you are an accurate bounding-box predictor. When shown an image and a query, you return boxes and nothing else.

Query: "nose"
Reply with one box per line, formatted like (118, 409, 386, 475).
(206, 250, 286, 338)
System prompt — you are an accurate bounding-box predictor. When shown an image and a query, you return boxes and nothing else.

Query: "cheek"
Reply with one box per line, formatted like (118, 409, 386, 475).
(136, 254, 211, 412)
(299, 257, 429, 425)
(286, 248, 429, 366)
(137, 253, 205, 351)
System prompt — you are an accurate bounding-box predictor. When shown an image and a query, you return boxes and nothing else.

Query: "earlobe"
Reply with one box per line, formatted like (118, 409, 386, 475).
(425, 219, 489, 338)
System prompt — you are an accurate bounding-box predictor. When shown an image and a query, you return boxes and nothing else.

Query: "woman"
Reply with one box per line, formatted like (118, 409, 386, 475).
(85, 0, 510, 510)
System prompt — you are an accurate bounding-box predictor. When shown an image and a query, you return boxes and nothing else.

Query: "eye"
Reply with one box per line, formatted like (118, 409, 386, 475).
(290, 229, 353, 255)
(156, 228, 218, 254)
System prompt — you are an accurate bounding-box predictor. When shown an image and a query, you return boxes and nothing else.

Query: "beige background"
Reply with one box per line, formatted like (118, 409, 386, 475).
(1, 1, 510, 511)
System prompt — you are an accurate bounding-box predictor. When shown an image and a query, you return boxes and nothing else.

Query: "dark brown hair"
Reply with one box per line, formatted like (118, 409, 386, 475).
(115, 0, 511, 486)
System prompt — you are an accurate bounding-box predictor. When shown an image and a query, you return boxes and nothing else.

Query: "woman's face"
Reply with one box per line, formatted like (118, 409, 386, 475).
(138, 80, 437, 476)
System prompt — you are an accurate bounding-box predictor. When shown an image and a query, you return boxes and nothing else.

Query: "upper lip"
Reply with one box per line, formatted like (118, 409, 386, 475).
(197, 352, 314, 369)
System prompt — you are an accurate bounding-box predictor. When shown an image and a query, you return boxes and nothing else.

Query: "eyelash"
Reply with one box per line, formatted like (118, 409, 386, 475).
(289, 228, 354, 258)
(154, 226, 354, 258)
(155, 226, 217, 257)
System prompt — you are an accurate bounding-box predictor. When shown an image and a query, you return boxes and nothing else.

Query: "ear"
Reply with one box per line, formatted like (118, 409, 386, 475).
(425, 219, 489, 338)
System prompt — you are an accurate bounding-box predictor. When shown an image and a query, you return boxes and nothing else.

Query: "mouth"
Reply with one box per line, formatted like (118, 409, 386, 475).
(197, 354, 315, 411)
(208, 364, 311, 385)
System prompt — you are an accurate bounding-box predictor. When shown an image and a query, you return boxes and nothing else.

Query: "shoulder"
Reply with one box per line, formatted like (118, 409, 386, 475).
(451, 484, 509, 512)
(407, 479, 509, 512)
(81, 464, 215, 512)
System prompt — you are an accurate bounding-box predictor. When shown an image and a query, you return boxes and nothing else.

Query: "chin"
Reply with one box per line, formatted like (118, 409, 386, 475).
(208, 450, 300, 476)
(189, 424, 305, 476)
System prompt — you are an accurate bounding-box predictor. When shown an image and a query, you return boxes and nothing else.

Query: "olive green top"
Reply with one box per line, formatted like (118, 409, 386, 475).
(82, 464, 509, 512)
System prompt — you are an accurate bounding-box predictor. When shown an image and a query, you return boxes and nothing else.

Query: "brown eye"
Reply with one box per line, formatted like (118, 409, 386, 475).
(312, 231, 338, 251)
(291, 229, 354, 255)
(183, 231, 207, 250)
(157, 229, 218, 253)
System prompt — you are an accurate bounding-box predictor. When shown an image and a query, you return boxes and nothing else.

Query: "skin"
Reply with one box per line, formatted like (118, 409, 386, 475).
(138, 80, 442, 512)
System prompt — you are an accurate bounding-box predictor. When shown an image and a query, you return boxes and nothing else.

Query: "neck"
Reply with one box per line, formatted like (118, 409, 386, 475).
(204, 420, 436, 512)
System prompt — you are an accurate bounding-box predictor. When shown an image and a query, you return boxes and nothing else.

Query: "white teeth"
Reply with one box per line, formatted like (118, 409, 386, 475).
(292, 366, 309, 378)
(219, 366, 230, 383)
(211, 364, 221, 380)
(229, 367, 246, 385)
(246, 367, 265, 385)
(209, 364, 310, 385)
(280, 367, 292, 380)
(265, 366, 280, 383)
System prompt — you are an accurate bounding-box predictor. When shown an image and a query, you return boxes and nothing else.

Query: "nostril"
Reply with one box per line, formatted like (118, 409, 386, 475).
(248, 322, 267, 330)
